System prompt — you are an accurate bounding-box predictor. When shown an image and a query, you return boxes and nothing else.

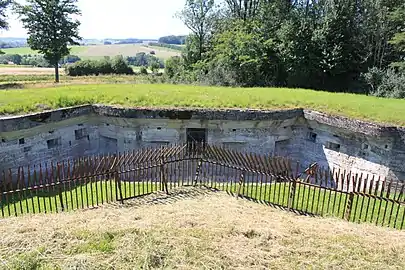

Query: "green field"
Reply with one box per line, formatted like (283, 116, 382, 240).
(1, 44, 180, 60)
(0, 83, 404, 126)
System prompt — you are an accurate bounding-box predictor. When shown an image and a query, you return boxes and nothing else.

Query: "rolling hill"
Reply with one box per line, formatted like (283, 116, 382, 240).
(1, 43, 180, 61)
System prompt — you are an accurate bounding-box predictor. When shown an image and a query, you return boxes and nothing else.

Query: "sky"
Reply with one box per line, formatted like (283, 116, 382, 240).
(0, 0, 190, 39)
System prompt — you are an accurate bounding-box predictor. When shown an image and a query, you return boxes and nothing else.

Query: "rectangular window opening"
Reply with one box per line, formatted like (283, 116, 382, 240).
(325, 141, 341, 152)
(75, 128, 88, 140)
(47, 137, 61, 149)
(307, 132, 317, 143)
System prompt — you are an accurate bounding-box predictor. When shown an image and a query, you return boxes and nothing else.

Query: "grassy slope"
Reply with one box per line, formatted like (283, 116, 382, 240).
(0, 188, 404, 269)
(0, 83, 404, 126)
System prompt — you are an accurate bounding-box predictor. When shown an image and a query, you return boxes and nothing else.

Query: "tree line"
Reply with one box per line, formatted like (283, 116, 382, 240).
(167, 0, 405, 98)
(0, 53, 81, 67)
(158, 35, 186, 45)
(0, 0, 403, 97)
(148, 42, 183, 51)
(65, 55, 163, 76)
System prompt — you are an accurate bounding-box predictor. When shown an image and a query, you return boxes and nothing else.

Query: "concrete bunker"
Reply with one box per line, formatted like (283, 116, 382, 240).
(0, 105, 404, 183)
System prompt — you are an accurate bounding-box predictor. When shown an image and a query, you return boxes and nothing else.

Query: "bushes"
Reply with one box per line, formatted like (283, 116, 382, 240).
(111, 55, 134, 75)
(126, 53, 164, 68)
(21, 54, 52, 67)
(363, 67, 405, 99)
(0, 54, 22, 65)
(139, 66, 148, 75)
(65, 56, 134, 76)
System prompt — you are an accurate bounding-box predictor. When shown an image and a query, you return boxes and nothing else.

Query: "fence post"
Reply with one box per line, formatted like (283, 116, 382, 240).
(113, 155, 124, 204)
(114, 170, 124, 204)
(345, 192, 355, 221)
(236, 170, 246, 199)
(288, 178, 297, 209)
(56, 164, 65, 211)
(193, 159, 203, 187)
(160, 158, 169, 195)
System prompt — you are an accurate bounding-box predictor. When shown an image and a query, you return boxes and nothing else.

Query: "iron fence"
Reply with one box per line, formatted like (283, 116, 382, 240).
(1, 143, 404, 229)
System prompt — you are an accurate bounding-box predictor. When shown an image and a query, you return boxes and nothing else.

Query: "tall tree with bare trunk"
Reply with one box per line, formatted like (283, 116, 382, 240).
(0, 0, 11, 54)
(176, 0, 216, 62)
(14, 0, 81, 83)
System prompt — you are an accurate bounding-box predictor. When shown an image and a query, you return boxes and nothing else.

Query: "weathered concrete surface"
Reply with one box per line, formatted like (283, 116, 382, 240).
(0, 105, 93, 133)
(0, 105, 404, 182)
(93, 105, 303, 121)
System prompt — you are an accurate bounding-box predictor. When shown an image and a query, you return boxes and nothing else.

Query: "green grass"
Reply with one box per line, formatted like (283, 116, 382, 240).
(0, 83, 404, 125)
(1, 180, 161, 217)
(3, 179, 404, 229)
(0, 74, 152, 84)
(207, 180, 405, 229)
(0, 74, 58, 83)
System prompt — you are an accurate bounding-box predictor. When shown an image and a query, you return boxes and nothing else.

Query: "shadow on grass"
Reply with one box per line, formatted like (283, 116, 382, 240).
(0, 82, 25, 90)
(119, 185, 318, 218)
(117, 185, 221, 208)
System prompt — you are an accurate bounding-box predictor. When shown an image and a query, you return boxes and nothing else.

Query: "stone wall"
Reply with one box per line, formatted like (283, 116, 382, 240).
(0, 105, 404, 182)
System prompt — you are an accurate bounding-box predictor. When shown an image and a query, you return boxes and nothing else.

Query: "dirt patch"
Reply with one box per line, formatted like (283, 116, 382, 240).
(0, 187, 404, 269)
(0, 67, 56, 75)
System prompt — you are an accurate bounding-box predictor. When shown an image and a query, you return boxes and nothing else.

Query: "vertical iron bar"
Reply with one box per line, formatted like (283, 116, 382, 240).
(352, 173, 361, 223)
(371, 176, 381, 223)
(382, 180, 393, 226)
(376, 178, 386, 226)
(21, 166, 30, 215)
(1, 170, 8, 217)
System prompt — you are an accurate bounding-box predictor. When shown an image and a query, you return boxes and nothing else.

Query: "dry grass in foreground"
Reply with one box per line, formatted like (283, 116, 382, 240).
(0, 187, 404, 270)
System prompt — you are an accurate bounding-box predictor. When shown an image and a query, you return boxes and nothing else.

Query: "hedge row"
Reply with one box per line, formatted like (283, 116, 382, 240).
(65, 56, 134, 76)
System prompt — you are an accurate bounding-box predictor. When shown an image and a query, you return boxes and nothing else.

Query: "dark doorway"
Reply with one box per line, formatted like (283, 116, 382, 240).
(186, 128, 207, 154)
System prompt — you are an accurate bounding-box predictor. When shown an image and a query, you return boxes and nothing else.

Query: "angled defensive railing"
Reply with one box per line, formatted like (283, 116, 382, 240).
(1, 143, 404, 230)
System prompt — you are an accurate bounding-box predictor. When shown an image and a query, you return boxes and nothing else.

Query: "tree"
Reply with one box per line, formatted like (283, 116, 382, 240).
(224, 0, 260, 21)
(0, 0, 11, 54)
(388, 3, 405, 71)
(172, 0, 405, 96)
(0, 0, 10, 28)
(111, 55, 134, 75)
(176, 0, 216, 61)
(14, 0, 82, 83)
(149, 59, 160, 74)
(158, 35, 186, 44)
